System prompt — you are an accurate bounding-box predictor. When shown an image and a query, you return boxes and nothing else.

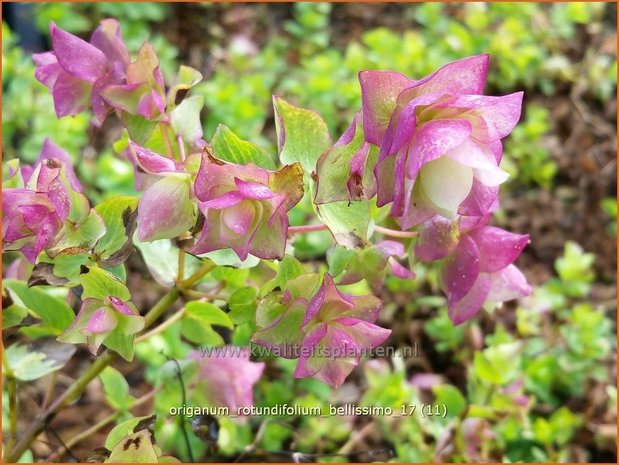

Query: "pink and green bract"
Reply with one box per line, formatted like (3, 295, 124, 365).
(415, 215, 531, 324)
(58, 296, 144, 355)
(2, 140, 90, 262)
(189, 346, 265, 415)
(253, 273, 391, 388)
(361, 55, 523, 228)
(191, 154, 304, 261)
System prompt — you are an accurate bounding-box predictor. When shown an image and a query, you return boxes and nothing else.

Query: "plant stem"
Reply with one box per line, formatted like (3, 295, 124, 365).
(288, 223, 328, 235)
(45, 388, 159, 462)
(178, 260, 215, 290)
(373, 225, 419, 239)
(176, 134, 186, 162)
(5, 260, 214, 463)
(160, 122, 175, 159)
(142, 288, 181, 330)
(2, 343, 18, 462)
(136, 308, 185, 343)
(184, 289, 227, 301)
(177, 250, 186, 284)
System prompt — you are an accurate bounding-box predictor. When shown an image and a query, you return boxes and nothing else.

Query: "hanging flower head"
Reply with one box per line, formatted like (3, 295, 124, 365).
(415, 216, 531, 324)
(189, 346, 265, 415)
(58, 296, 144, 355)
(191, 154, 304, 261)
(2, 140, 88, 262)
(34, 19, 167, 124)
(33, 20, 130, 124)
(361, 55, 523, 228)
(128, 142, 197, 242)
(253, 273, 391, 388)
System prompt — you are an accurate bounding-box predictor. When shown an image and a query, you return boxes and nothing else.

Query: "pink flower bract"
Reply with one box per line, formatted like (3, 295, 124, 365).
(189, 346, 265, 415)
(191, 154, 304, 261)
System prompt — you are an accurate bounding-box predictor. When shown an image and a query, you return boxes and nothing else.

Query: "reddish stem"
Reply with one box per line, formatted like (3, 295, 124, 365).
(288, 224, 329, 235)
(374, 225, 419, 239)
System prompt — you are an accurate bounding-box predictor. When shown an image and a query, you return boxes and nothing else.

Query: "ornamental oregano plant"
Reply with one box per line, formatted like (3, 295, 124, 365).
(2, 19, 531, 461)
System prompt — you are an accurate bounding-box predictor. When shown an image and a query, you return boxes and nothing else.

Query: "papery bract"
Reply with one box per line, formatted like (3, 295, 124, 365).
(361, 55, 523, 228)
(128, 142, 197, 242)
(314, 112, 377, 204)
(191, 154, 304, 260)
(100, 43, 166, 120)
(253, 273, 390, 388)
(2, 140, 92, 262)
(416, 216, 531, 324)
(33, 20, 130, 123)
(2, 189, 63, 263)
(58, 296, 144, 355)
(189, 346, 264, 415)
(35, 138, 83, 192)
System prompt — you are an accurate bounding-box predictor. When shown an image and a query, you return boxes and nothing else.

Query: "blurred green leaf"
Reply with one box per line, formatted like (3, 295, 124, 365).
(3, 280, 74, 332)
(6, 339, 76, 381)
(211, 125, 276, 169)
(228, 288, 258, 324)
(80, 266, 131, 301)
(273, 97, 331, 172)
(100, 366, 133, 411)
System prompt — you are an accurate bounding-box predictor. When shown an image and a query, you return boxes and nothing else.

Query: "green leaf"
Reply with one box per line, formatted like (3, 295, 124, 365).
(99, 366, 132, 411)
(103, 329, 136, 362)
(171, 95, 204, 143)
(474, 342, 522, 386)
(47, 209, 107, 256)
(211, 125, 276, 169)
(80, 266, 131, 301)
(107, 430, 158, 463)
(555, 241, 595, 297)
(6, 340, 76, 381)
(210, 266, 250, 288)
(180, 301, 232, 346)
(135, 239, 202, 287)
(20, 324, 60, 339)
(338, 245, 389, 291)
(275, 254, 305, 286)
(3, 159, 24, 188)
(94, 196, 139, 258)
(120, 113, 157, 145)
(40, 252, 90, 286)
(260, 254, 305, 297)
(200, 248, 260, 269)
(2, 288, 29, 328)
(273, 97, 331, 172)
(253, 293, 306, 350)
(327, 245, 355, 277)
(315, 199, 370, 249)
(228, 288, 258, 324)
(184, 301, 233, 329)
(180, 320, 224, 346)
(105, 416, 151, 450)
(547, 407, 581, 445)
(432, 384, 466, 420)
(3, 280, 74, 332)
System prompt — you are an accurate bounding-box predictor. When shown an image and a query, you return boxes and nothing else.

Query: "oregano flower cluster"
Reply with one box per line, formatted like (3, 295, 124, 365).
(3, 19, 531, 391)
